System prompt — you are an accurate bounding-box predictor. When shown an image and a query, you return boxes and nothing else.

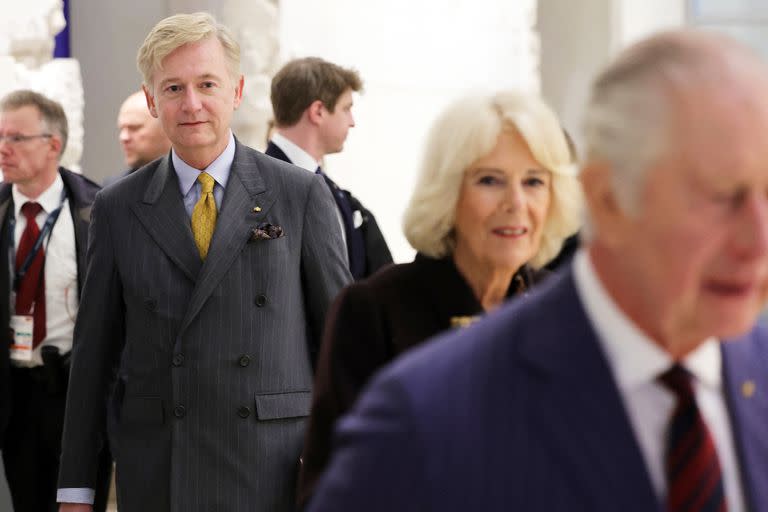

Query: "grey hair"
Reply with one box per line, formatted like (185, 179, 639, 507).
(0, 89, 69, 159)
(581, 29, 764, 240)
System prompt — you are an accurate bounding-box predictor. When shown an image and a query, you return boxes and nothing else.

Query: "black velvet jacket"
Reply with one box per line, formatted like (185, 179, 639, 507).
(297, 253, 547, 507)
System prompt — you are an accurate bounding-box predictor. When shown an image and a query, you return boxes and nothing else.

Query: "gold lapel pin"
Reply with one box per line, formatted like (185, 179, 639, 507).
(450, 316, 479, 329)
(253, 206, 262, 213)
(742, 380, 756, 398)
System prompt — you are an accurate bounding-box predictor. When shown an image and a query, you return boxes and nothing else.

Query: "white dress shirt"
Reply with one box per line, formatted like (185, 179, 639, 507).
(270, 133, 347, 248)
(173, 131, 234, 216)
(572, 250, 746, 511)
(11, 173, 77, 367)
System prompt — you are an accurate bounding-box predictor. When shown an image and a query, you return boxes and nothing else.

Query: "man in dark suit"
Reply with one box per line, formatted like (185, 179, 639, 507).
(56, 12, 350, 512)
(308, 30, 768, 512)
(266, 57, 392, 280)
(0, 90, 110, 512)
(103, 90, 171, 187)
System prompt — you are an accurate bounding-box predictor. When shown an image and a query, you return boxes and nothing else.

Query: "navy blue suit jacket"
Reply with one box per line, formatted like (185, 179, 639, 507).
(264, 142, 392, 280)
(308, 270, 768, 511)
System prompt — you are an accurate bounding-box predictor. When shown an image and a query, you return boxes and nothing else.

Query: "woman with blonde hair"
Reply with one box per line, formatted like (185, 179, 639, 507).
(297, 90, 582, 507)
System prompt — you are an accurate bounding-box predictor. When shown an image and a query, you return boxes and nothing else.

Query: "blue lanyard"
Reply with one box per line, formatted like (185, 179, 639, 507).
(10, 189, 67, 292)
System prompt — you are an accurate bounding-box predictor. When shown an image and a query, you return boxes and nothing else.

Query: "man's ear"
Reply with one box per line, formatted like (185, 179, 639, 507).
(580, 161, 629, 247)
(143, 84, 158, 118)
(233, 75, 244, 110)
(49, 135, 63, 160)
(306, 100, 325, 126)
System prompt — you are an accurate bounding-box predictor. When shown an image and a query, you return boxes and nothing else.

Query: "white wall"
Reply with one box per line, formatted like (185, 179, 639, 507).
(538, 0, 685, 154)
(72, 0, 171, 183)
(279, 0, 539, 262)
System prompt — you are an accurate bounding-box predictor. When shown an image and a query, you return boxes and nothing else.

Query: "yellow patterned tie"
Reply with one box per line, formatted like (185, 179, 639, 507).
(191, 172, 217, 259)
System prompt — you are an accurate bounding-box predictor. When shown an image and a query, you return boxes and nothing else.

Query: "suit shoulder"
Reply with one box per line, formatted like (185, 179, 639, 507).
(60, 168, 100, 204)
(98, 160, 161, 202)
(340, 257, 455, 304)
(238, 144, 317, 187)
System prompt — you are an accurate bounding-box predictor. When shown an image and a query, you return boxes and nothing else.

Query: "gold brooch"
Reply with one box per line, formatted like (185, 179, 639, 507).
(450, 316, 479, 328)
(742, 380, 756, 398)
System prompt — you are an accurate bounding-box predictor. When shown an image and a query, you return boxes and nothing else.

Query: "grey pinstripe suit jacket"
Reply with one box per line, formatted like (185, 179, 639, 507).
(57, 141, 352, 511)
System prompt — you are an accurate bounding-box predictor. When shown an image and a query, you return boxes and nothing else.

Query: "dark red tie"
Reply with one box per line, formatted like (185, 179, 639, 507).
(14, 201, 46, 349)
(659, 365, 727, 512)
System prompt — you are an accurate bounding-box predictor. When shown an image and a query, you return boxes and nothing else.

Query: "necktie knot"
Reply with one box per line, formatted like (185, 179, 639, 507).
(21, 201, 43, 221)
(197, 172, 215, 194)
(658, 364, 694, 399)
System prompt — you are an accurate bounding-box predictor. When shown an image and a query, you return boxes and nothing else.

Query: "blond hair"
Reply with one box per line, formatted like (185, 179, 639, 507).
(137, 12, 240, 91)
(403, 91, 582, 269)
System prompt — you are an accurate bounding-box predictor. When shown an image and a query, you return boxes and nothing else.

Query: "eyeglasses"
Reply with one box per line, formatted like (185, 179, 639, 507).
(0, 134, 53, 145)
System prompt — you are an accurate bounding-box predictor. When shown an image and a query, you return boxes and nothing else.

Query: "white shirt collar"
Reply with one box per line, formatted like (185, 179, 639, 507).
(270, 132, 319, 172)
(12, 171, 65, 218)
(172, 131, 235, 196)
(572, 249, 722, 392)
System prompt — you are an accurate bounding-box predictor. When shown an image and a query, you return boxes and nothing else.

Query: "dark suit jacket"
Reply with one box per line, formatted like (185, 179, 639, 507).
(57, 141, 352, 512)
(102, 168, 134, 188)
(265, 141, 393, 279)
(0, 167, 98, 441)
(307, 269, 768, 512)
(298, 254, 542, 506)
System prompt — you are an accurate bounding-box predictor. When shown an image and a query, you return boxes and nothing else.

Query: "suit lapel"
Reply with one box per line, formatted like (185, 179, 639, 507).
(59, 169, 91, 295)
(130, 156, 202, 283)
(519, 272, 661, 510)
(264, 141, 290, 163)
(722, 329, 768, 512)
(178, 143, 276, 338)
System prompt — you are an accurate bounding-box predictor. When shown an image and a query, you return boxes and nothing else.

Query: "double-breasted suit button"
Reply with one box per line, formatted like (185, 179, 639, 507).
(144, 297, 157, 311)
(255, 294, 267, 307)
(238, 355, 251, 367)
(173, 405, 186, 418)
(172, 353, 185, 367)
(237, 406, 251, 418)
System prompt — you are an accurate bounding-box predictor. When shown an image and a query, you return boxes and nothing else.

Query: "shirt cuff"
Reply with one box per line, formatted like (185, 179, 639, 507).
(57, 488, 95, 505)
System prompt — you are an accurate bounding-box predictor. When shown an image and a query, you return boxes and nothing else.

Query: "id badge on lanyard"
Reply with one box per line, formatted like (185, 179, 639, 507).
(8, 189, 66, 363)
(10, 313, 34, 362)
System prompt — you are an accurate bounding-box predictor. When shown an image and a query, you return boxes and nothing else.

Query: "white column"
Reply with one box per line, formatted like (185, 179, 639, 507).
(220, 0, 280, 150)
(0, 0, 84, 172)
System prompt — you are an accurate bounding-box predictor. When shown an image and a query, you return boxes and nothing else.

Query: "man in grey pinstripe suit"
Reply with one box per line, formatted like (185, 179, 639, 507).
(56, 12, 351, 512)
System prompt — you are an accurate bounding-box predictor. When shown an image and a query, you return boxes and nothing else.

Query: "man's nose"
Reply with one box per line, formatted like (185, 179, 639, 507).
(735, 192, 768, 260)
(119, 129, 130, 142)
(182, 89, 202, 112)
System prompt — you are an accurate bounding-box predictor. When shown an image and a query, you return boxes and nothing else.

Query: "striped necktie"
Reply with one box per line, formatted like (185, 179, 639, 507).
(659, 364, 727, 512)
(15, 202, 46, 348)
(191, 172, 217, 259)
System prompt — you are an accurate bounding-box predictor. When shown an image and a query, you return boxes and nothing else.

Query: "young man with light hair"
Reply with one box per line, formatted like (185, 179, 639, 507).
(267, 57, 392, 280)
(57, 12, 350, 512)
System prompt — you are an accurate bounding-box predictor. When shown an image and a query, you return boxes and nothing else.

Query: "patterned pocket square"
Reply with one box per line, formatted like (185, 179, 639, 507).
(250, 223, 284, 241)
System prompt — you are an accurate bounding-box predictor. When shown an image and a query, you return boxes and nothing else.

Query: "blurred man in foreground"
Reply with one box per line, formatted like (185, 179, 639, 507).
(308, 30, 768, 512)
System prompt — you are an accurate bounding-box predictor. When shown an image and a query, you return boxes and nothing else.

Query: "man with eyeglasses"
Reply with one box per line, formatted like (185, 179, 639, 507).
(0, 90, 111, 512)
